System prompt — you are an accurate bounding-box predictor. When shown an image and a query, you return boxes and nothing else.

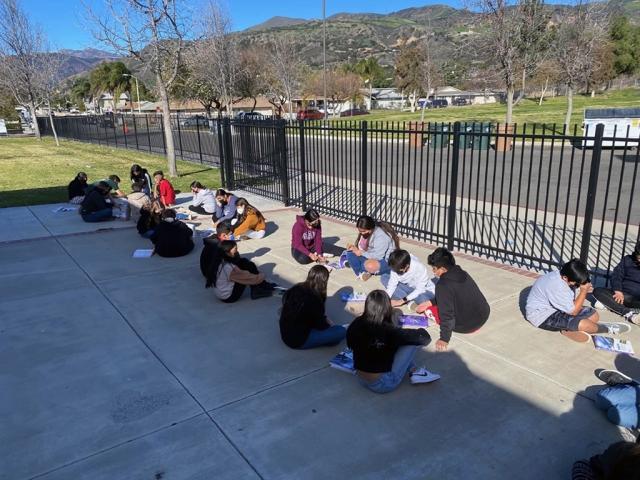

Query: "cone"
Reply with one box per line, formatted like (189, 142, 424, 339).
(124, 124, 129, 134)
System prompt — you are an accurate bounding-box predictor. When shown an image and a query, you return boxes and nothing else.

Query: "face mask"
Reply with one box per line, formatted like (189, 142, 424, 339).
(236, 208, 245, 215)
(361, 232, 371, 239)
(219, 200, 227, 207)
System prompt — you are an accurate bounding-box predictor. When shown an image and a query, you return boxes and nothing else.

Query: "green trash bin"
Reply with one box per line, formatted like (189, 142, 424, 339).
(472, 122, 493, 150)
(430, 122, 450, 148)
(458, 122, 473, 149)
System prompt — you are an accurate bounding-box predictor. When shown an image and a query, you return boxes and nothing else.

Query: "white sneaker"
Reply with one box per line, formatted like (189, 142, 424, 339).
(598, 322, 632, 335)
(593, 300, 606, 310)
(410, 366, 441, 385)
(624, 310, 640, 325)
(407, 301, 418, 312)
(322, 253, 335, 258)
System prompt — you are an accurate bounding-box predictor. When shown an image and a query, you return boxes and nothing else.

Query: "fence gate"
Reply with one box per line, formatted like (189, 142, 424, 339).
(221, 118, 289, 205)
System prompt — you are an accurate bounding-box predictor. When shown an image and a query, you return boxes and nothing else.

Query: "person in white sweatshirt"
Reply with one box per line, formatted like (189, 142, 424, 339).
(188, 181, 217, 215)
(382, 249, 436, 309)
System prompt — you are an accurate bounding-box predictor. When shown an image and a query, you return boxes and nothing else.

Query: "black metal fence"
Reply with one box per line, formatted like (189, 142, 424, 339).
(39, 114, 640, 283)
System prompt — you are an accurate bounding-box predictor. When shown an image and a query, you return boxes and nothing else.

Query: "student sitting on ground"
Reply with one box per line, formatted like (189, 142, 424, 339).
(213, 189, 238, 228)
(382, 249, 436, 309)
(128, 182, 151, 223)
(130, 164, 153, 195)
(80, 181, 116, 222)
(233, 198, 267, 239)
(150, 209, 194, 258)
(205, 240, 273, 302)
(137, 200, 164, 239)
(291, 209, 327, 265)
(413, 247, 490, 351)
(200, 223, 276, 290)
(526, 258, 631, 343)
(153, 170, 176, 208)
(594, 369, 640, 430)
(86, 174, 128, 199)
(68, 172, 88, 205)
(572, 431, 640, 480)
(188, 181, 217, 216)
(345, 215, 399, 281)
(346, 290, 440, 393)
(279, 265, 347, 349)
(593, 240, 640, 324)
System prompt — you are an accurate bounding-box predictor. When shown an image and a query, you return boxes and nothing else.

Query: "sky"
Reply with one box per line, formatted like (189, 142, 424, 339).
(22, 0, 463, 51)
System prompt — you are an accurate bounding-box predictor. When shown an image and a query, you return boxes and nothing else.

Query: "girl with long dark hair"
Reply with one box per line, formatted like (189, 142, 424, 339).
(213, 189, 238, 228)
(205, 241, 273, 302)
(188, 181, 217, 215)
(345, 215, 399, 281)
(291, 209, 327, 264)
(346, 290, 440, 393)
(279, 265, 347, 349)
(130, 164, 153, 195)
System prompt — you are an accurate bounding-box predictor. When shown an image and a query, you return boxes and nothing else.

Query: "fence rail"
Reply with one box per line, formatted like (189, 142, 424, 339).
(38, 113, 640, 284)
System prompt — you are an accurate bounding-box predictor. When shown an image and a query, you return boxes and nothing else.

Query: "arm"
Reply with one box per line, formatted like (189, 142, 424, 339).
(229, 267, 265, 285)
(218, 201, 238, 223)
(434, 285, 456, 348)
(385, 324, 432, 347)
(291, 223, 311, 256)
(233, 212, 258, 235)
(609, 258, 626, 295)
(385, 272, 400, 299)
(315, 227, 323, 256)
(571, 283, 591, 314)
(192, 191, 203, 207)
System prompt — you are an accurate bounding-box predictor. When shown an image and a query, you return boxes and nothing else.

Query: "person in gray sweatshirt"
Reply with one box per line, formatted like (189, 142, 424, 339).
(188, 181, 217, 215)
(345, 215, 400, 281)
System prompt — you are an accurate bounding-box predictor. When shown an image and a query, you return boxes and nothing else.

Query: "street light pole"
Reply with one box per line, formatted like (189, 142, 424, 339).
(322, 0, 327, 121)
(122, 74, 141, 115)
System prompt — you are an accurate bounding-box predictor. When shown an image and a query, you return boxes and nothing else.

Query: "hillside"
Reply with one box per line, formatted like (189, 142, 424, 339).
(246, 16, 308, 31)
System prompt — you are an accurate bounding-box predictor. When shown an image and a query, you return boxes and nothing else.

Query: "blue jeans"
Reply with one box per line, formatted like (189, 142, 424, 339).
(140, 229, 154, 239)
(357, 345, 418, 394)
(81, 208, 112, 222)
(380, 274, 434, 303)
(595, 383, 640, 428)
(299, 325, 347, 350)
(345, 251, 390, 276)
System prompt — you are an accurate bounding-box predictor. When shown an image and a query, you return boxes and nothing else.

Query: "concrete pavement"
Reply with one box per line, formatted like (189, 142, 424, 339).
(1, 192, 637, 479)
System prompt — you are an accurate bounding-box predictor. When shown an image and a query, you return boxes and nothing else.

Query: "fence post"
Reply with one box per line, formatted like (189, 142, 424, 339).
(160, 115, 167, 155)
(361, 120, 368, 215)
(580, 123, 604, 265)
(122, 114, 128, 149)
(145, 116, 152, 153)
(279, 119, 290, 206)
(447, 121, 461, 251)
(223, 117, 235, 190)
(196, 118, 203, 163)
(133, 114, 139, 151)
(216, 119, 227, 187)
(299, 120, 307, 211)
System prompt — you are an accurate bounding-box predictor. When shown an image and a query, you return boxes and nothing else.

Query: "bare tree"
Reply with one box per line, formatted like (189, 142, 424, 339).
(41, 46, 67, 146)
(265, 36, 303, 119)
(0, 0, 47, 140)
(305, 69, 361, 116)
(196, 1, 239, 117)
(83, 0, 196, 177)
(553, 0, 610, 127)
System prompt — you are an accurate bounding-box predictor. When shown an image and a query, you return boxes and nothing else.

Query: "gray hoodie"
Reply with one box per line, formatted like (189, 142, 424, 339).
(361, 227, 395, 261)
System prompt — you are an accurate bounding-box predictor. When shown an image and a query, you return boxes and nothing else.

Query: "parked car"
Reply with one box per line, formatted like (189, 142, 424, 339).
(297, 108, 324, 120)
(318, 107, 335, 115)
(453, 98, 467, 106)
(340, 108, 370, 117)
(236, 111, 264, 119)
(100, 112, 115, 128)
(429, 99, 449, 108)
(180, 115, 209, 127)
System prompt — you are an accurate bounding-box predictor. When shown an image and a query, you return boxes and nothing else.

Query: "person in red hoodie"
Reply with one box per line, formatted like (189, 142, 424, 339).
(291, 209, 327, 265)
(153, 170, 176, 207)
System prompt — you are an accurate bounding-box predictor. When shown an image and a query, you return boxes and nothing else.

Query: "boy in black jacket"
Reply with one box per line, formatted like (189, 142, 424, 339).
(416, 247, 490, 351)
(593, 240, 640, 324)
(150, 209, 194, 258)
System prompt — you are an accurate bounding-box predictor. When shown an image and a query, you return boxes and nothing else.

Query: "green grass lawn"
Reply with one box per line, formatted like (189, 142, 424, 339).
(0, 138, 222, 208)
(332, 87, 640, 126)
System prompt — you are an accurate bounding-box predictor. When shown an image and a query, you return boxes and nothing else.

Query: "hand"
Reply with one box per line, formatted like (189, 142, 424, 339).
(346, 244, 354, 251)
(390, 299, 405, 308)
(216, 201, 222, 207)
(435, 339, 449, 351)
(309, 253, 318, 262)
(415, 300, 432, 313)
(317, 255, 327, 264)
(115, 204, 122, 210)
(352, 249, 362, 256)
(613, 291, 625, 304)
(580, 282, 591, 292)
(326, 316, 335, 326)
(213, 220, 219, 228)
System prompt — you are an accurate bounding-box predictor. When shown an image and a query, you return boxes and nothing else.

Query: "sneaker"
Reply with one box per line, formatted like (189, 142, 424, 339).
(597, 369, 633, 386)
(344, 261, 350, 269)
(250, 286, 273, 300)
(407, 301, 418, 312)
(561, 330, 591, 343)
(597, 322, 632, 335)
(410, 366, 441, 385)
(322, 253, 335, 258)
(359, 272, 372, 282)
(624, 310, 640, 325)
(593, 300, 606, 310)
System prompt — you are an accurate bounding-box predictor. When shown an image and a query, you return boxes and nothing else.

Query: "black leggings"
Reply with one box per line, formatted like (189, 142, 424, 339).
(189, 205, 213, 215)
(593, 287, 640, 316)
(291, 247, 316, 265)
(221, 282, 246, 303)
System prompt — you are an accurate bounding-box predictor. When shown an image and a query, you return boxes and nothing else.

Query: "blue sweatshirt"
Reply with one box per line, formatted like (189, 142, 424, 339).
(610, 254, 640, 297)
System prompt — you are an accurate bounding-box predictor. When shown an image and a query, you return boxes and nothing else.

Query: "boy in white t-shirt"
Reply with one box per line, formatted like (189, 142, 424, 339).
(381, 249, 435, 308)
(526, 259, 630, 342)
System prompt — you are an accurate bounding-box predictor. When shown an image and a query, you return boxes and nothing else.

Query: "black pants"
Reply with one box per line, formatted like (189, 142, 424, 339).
(221, 282, 246, 303)
(593, 287, 640, 316)
(235, 257, 273, 290)
(291, 247, 316, 265)
(189, 205, 213, 215)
